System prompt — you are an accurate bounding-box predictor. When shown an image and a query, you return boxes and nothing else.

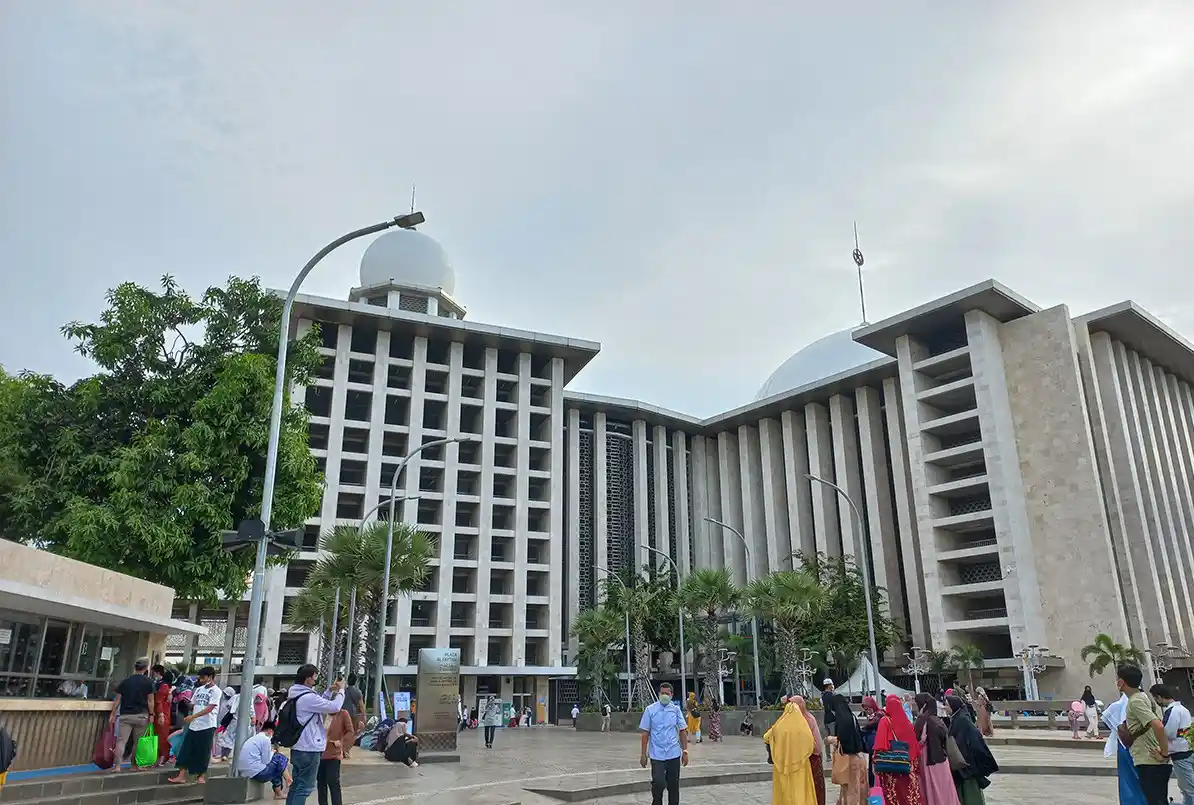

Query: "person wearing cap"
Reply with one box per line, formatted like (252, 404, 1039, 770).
(110, 658, 155, 772)
(820, 680, 836, 735)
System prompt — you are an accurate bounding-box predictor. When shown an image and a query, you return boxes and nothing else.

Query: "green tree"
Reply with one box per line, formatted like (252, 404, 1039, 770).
(1080, 633, 1146, 678)
(288, 521, 435, 697)
(949, 643, 985, 692)
(791, 552, 903, 677)
(744, 570, 825, 696)
(0, 276, 323, 600)
(602, 570, 665, 709)
(925, 649, 952, 692)
(679, 568, 740, 707)
(571, 606, 625, 707)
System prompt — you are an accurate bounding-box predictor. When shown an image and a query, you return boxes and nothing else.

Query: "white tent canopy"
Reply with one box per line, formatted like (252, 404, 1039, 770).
(836, 656, 915, 698)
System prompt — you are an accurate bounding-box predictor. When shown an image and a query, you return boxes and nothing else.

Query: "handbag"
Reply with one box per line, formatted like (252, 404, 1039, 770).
(831, 746, 852, 784)
(134, 733, 158, 767)
(946, 735, 968, 771)
(93, 722, 117, 770)
(873, 719, 911, 775)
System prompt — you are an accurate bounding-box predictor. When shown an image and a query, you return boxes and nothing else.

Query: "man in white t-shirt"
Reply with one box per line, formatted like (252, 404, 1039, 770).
(1152, 684, 1193, 805)
(571, 704, 580, 727)
(236, 719, 291, 797)
(168, 666, 222, 785)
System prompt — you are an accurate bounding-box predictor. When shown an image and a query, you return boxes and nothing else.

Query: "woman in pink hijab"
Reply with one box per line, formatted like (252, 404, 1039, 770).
(793, 696, 826, 805)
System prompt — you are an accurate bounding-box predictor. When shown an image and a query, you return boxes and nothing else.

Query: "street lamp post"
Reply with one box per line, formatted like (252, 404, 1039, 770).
(902, 646, 929, 694)
(642, 545, 688, 707)
(233, 211, 426, 762)
(796, 647, 820, 698)
(804, 474, 880, 698)
(375, 436, 473, 713)
(596, 566, 634, 711)
(1017, 644, 1048, 699)
(703, 517, 765, 708)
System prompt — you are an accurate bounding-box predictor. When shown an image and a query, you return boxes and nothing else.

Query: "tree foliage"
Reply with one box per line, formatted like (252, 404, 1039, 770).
(744, 569, 825, 695)
(1080, 633, 1145, 678)
(949, 643, 985, 691)
(679, 567, 740, 706)
(572, 606, 625, 706)
(0, 276, 323, 600)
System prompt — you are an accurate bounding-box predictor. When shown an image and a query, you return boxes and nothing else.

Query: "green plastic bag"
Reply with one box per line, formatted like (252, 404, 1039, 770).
(134, 733, 158, 767)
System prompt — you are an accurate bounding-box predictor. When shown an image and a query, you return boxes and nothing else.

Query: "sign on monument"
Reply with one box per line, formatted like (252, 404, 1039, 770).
(416, 648, 460, 752)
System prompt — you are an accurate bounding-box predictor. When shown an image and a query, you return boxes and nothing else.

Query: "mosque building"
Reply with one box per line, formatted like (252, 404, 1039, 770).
(173, 226, 1194, 711)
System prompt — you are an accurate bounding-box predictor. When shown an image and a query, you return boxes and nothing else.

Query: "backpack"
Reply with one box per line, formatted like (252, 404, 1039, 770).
(274, 692, 316, 748)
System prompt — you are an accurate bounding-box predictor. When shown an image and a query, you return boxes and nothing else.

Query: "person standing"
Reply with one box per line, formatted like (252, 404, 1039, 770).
(602, 701, 613, 733)
(639, 683, 688, 805)
(283, 664, 346, 805)
(873, 694, 924, 805)
(318, 708, 356, 805)
(110, 658, 156, 772)
(764, 699, 816, 805)
(914, 693, 960, 805)
(1102, 693, 1147, 805)
(481, 695, 501, 749)
(823, 691, 867, 805)
(1116, 665, 1170, 805)
(340, 675, 365, 759)
(946, 696, 998, 805)
(974, 688, 993, 737)
(1150, 684, 1191, 805)
(1081, 686, 1100, 739)
(168, 666, 221, 786)
(685, 693, 702, 743)
(794, 696, 826, 805)
(572, 703, 580, 727)
(150, 666, 175, 767)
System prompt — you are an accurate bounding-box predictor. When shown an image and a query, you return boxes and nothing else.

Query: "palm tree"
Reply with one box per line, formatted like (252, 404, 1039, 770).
(679, 568, 740, 709)
(925, 649, 952, 692)
(743, 570, 824, 696)
(1081, 633, 1146, 677)
(288, 521, 435, 696)
(602, 571, 662, 709)
(950, 643, 985, 692)
(572, 607, 624, 706)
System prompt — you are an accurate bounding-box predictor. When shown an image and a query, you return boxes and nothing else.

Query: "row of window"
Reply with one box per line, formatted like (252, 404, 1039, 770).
(314, 358, 553, 404)
(306, 389, 554, 437)
(314, 321, 555, 379)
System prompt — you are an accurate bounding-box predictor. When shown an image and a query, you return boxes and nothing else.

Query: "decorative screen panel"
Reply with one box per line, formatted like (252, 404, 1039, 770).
(646, 436, 657, 553)
(399, 294, 429, 314)
(578, 430, 595, 610)
(606, 432, 635, 575)
(666, 443, 678, 569)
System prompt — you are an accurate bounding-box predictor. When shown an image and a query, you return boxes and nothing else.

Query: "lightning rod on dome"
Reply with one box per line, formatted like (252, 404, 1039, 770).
(410, 184, 417, 216)
(853, 221, 868, 326)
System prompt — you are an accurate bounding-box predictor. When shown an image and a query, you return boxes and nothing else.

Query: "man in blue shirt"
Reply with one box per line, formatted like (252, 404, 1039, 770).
(639, 683, 688, 805)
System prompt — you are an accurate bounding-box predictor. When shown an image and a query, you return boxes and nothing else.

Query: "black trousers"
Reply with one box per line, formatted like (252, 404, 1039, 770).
(650, 757, 681, 805)
(484, 725, 496, 745)
(317, 758, 342, 805)
(1136, 764, 1173, 805)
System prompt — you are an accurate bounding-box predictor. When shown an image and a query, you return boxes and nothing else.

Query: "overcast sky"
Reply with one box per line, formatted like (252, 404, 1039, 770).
(2, 2, 1192, 417)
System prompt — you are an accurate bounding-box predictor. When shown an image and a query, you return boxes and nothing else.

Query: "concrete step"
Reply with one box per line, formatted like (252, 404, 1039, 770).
(0, 767, 221, 805)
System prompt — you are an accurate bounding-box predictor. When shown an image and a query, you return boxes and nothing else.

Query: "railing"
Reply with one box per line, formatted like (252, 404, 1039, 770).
(964, 607, 1009, 619)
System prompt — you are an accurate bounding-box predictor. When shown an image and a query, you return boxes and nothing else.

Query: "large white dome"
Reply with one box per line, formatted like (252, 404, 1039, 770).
(754, 329, 881, 400)
(359, 229, 456, 295)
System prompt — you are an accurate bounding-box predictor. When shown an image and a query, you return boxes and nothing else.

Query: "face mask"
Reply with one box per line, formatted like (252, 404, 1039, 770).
(658, 694, 672, 705)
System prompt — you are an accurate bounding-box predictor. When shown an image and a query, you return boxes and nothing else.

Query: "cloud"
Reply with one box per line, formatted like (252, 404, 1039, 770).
(2, 1, 1192, 416)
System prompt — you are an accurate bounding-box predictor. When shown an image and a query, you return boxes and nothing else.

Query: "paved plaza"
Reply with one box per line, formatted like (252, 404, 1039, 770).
(330, 727, 1142, 805)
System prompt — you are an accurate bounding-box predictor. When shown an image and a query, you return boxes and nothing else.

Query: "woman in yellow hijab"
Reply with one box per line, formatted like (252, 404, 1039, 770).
(764, 700, 817, 805)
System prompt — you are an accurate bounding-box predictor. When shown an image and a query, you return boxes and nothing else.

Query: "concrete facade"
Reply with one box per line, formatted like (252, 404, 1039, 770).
(204, 227, 1194, 703)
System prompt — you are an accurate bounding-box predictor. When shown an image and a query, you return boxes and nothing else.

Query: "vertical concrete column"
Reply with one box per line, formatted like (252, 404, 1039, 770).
(633, 420, 650, 571)
(856, 386, 904, 649)
(567, 407, 582, 653)
(434, 343, 465, 654)
(1167, 378, 1194, 644)
(690, 435, 712, 569)
(317, 324, 353, 526)
(653, 425, 672, 570)
(804, 402, 838, 558)
(758, 418, 790, 573)
(828, 394, 864, 561)
(548, 358, 566, 666)
(472, 348, 499, 665)
(717, 431, 745, 584)
(672, 431, 692, 574)
(780, 410, 815, 558)
(394, 336, 428, 665)
(364, 331, 391, 515)
(594, 413, 609, 597)
(704, 435, 725, 569)
(882, 377, 928, 648)
(965, 310, 1044, 651)
(1085, 333, 1162, 648)
(737, 425, 766, 579)
(512, 355, 533, 666)
(219, 605, 237, 686)
(181, 603, 200, 671)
